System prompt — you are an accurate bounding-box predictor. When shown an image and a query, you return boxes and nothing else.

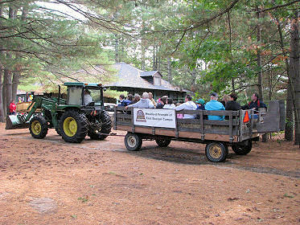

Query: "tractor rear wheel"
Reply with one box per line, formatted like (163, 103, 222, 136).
(88, 111, 112, 140)
(29, 115, 48, 139)
(59, 110, 88, 143)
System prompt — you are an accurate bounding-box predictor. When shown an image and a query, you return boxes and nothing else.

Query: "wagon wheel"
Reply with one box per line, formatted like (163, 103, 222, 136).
(155, 139, 171, 147)
(232, 140, 252, 155)
(205, 142, 228, 162)
(124, 133, 142, 151)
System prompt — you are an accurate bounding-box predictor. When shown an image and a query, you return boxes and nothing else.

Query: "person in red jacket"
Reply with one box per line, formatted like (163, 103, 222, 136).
(9, 100, 16, 115)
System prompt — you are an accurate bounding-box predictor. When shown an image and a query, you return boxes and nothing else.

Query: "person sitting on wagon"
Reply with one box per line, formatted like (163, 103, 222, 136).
(118, 94, 131, 107)
(148, 92, 157, 107)
(163, 98, 175, 109)
(175, 94, 197, 119)
(242, 93, 267, 112)
(205, 92, 225, 120)
(125, 92, 154, 109)
(156, 96, 167, 109)
(195, 99, 205, 110)
(130, 93, 141, 105)
(225, 93, 241, 111)
(195, 99, 206, 119)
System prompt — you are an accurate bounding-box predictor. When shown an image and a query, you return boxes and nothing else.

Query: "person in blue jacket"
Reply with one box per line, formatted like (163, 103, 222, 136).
(205, 92, 225, 120)
(118, 94, 131, 106)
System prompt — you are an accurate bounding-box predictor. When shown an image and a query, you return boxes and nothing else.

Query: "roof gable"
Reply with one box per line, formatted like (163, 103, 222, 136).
(140, 71, 162, 78)
(105, 62, 184, 92)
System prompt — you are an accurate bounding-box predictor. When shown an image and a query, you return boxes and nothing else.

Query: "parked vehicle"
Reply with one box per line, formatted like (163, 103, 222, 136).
(6, 82, 112, 143)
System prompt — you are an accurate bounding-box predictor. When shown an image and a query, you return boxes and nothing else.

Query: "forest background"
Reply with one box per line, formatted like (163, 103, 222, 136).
(0, 0, 299, 144)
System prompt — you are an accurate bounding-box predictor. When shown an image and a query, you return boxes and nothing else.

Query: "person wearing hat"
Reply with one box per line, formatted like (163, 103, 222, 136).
(195, 98, 206, 119)
(195, 99, 205, 110)
(205, 92, 225, 120)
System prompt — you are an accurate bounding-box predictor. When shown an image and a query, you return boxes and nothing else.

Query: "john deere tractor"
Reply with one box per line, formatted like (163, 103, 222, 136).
(6, 82, 112, 143)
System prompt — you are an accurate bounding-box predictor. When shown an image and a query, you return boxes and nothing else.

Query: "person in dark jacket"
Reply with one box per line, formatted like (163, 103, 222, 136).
(242, 93, 267, 112)
(118, 94, 131, 106)
(225, 93, 241, 111)
(156, 96, 167, 109)
(195, 98, 205, 110)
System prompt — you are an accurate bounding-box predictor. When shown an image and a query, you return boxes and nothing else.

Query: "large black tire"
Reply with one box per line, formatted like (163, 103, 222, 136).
(205, 142, 228, 162)
(88, 111, 112, 140)
(59, 110, 88, 143)
(124, 133, 142, 151)
(232, 140, 252, 155)
(155, 139, 171, 147)
(29, 116, 48, 139)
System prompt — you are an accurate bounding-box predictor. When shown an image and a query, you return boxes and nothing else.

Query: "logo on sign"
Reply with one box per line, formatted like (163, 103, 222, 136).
(136, 110, 146, 122)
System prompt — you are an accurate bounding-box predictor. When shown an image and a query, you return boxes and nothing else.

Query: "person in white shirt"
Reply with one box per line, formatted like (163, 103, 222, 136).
(125, 92, 154, 109)
(163, 98, 175, 109)
(175, 95, 197, 119)
(84, 89, 93, 105)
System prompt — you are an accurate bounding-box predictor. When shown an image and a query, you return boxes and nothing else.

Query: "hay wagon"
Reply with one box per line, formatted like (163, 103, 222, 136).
(113, 101, 285, 162)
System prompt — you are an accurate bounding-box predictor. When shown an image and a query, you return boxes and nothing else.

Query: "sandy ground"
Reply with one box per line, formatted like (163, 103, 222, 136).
(0, 123, 299, 225)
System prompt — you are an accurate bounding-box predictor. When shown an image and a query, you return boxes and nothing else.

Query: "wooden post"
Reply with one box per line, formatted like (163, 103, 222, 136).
(114, 106, 117, 130)
(200, 110, 204, 141)
(229, 111, 233, 143)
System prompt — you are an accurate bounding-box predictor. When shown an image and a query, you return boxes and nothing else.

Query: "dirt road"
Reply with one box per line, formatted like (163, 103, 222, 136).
(0, 124, 299, 225)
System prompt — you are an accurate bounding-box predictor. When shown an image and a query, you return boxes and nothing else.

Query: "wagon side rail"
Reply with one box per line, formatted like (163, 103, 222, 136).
(114, 107, 245, 143)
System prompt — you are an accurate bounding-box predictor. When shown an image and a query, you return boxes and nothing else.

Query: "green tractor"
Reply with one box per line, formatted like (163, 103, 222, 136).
(6, 82, 112, 143)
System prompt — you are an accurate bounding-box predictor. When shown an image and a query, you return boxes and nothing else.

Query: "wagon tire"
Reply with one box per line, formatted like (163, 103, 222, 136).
(232, 140, 252, 155)
(155, 139, 171, 147)
(124, 133, 142, 151)
(59, 110, 88, 143)
(29, 116, 48, 139)
(205, 142, 228, 162)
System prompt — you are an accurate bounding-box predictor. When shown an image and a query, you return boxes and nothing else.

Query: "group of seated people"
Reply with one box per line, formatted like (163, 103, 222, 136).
(118, 91, 267, 121)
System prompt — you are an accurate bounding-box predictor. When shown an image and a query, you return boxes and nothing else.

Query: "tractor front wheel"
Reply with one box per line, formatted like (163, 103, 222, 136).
(59, 110, 88, 143)
(29, 116, 48, 139)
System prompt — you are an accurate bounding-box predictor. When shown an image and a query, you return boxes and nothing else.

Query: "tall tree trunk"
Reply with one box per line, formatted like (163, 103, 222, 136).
(256, 8, 263, 101)
(115, 34, 119, 63)
(167, 57, 172, 83)
(3, 68, 13, 115)
(141, 45, 145, 70)
(275, 15, 294, 141)
(256, 7, 267, 142)
(0, 5, 4, 122)
(0, 68, 4, 122)
(289, 12, 300, 145)
(152, 45, 157, 70)
(285, 81, 294, 141)
(12, 71, 20, 102)
(227, 11, 235, 93)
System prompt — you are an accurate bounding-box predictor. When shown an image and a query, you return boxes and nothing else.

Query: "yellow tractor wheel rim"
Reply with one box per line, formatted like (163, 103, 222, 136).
(31, 120, 42, 135)
(63, 117, 78, 137)
(209, 145, 222, 159)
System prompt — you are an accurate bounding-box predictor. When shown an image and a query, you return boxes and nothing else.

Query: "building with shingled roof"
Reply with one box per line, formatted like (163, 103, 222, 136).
(105, 62, 187, 102)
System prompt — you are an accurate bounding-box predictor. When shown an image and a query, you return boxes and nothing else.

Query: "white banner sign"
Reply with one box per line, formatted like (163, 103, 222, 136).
(133, 108, 176, 128)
